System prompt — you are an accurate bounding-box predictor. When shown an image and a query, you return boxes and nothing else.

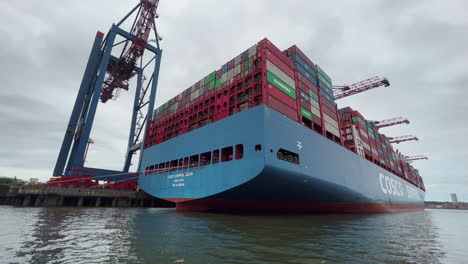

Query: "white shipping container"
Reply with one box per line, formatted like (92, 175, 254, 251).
(362, 141, 371, 151)
(234, 54, 241, 65)
(310, 98, 320, 109)
(372, 148, 378, 156)
(360, 129, 368, 139)
(325, 122, 340, 138)
(266, 60, 295, 89)
(310, 105, 321, 118)
(221, 72, 227, 82)
(190, 89, 200, 101)
(233, 64, 241, 76)
(323, 113, 339, 129)
(227, 69, 233, 81)
(248, 44, 257, 58)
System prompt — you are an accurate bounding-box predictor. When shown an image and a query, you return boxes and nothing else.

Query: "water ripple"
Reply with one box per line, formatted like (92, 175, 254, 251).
(1, 207, 466, 263)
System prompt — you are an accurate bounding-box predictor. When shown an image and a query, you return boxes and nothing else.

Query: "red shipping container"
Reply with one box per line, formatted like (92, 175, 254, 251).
(300, 98, 311, 109)
(364, 148, 372, 157)
(297, 80, 319, 96)
(320, 96, 337, 114)
(320, 101, 339, 121)
(241, 61, 248, 72)
(258, 38, 296, 70)
(312, 114, 322, 125)
(268, 95, 298, 121)
(264, 52, 295, 78)
(266, 82, 297, 110)
(228, 59, 235, 70)
(372, 154, 379, 161)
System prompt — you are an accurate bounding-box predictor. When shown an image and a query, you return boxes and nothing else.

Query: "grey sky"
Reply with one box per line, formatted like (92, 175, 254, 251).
(0, 0, 466, 201)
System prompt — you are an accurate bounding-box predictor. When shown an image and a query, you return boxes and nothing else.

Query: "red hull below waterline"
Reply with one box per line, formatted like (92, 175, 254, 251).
(171, 198, 424, 213)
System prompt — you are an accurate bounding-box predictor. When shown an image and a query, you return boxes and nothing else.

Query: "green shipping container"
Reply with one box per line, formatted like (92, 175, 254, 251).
(352, 116, 366, 127)
(267, 71, 297, 99)
(316, 65, 333, 86)
(309, 90, 319, 102)
(301, 107, 312, 121)
(199, 86, 205, 96)
(318, 74, 333, 89)
(204, 71, 216, 83)
(209, 80, 215, 90)
(214, 79, 222, 90)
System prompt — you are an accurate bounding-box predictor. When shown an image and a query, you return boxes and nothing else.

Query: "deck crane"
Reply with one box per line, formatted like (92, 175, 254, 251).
(53, 0, 162, 186)
(388, 135, 418, 144)
(333, 76, 390, 100)
(405, 155, 428, 162)
(373, 117, 410, 129)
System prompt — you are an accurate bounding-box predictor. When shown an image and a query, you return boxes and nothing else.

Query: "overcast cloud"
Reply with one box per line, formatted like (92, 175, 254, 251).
(0, 0, 467, 201)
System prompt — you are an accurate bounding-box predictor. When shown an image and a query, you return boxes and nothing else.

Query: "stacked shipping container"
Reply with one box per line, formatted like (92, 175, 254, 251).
(284, 46, 341, 143)
(144, 38, 424, 190)
(145, 38, 342, 148)
(339, 107, 425, 190)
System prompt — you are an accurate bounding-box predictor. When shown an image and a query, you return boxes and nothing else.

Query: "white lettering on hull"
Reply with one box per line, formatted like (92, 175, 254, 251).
(379, 173, 404, 197)
(379, 173, 424, 201)
(168, 171, 193, 187)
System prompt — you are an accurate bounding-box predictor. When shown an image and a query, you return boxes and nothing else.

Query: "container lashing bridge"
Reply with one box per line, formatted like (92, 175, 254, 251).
(52, 0, 162, 189)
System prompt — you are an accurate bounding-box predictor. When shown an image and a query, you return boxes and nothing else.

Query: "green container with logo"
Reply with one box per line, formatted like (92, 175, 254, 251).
(267, 71, 296, 99)
(301, 107, 312, 121)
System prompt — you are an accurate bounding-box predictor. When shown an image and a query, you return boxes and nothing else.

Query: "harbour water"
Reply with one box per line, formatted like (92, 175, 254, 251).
(0, 206, 466, 264)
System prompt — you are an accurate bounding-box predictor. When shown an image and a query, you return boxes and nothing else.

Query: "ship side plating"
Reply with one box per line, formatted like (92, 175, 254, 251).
(139, 106, 425, 213)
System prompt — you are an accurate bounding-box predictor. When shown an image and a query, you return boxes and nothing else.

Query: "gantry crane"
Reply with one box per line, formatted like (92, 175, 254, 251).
(373, 117, 410, 129)
(54, 0, 162, 183)
(405, 155, 428, 162)
(333, 76, 390, 99)
(388, 135, 418, 144)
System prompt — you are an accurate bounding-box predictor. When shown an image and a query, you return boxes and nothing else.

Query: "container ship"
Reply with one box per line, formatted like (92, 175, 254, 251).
(138, 38, 426, 213)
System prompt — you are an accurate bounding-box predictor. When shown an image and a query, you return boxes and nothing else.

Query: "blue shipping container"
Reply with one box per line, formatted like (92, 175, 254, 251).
(289, 53, 315, 73)
(295, 63, 317, 86)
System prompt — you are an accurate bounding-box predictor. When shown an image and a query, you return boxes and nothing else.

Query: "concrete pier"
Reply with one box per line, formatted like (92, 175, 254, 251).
(0, 185, 174, 208)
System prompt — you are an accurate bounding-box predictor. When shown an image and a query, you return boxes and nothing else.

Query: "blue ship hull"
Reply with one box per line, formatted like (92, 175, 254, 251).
(139, 105, 425, 213)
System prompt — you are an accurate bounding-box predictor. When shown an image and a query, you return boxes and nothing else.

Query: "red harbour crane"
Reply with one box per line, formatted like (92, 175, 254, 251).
(405, 155, 428, 162)
(100, 0, 160, 103)
(333, 76, 390, 100)
(373, 117, 410, 129)
(388, 135, 418, 144)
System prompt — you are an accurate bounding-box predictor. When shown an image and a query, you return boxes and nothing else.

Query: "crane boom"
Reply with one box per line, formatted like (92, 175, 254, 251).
(333, 76, 390, 100)
(100, 0, 159, 103)
(388, 135, 418, 144)
(373, 117, 410, 129)
(405, 155, 428, 161)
